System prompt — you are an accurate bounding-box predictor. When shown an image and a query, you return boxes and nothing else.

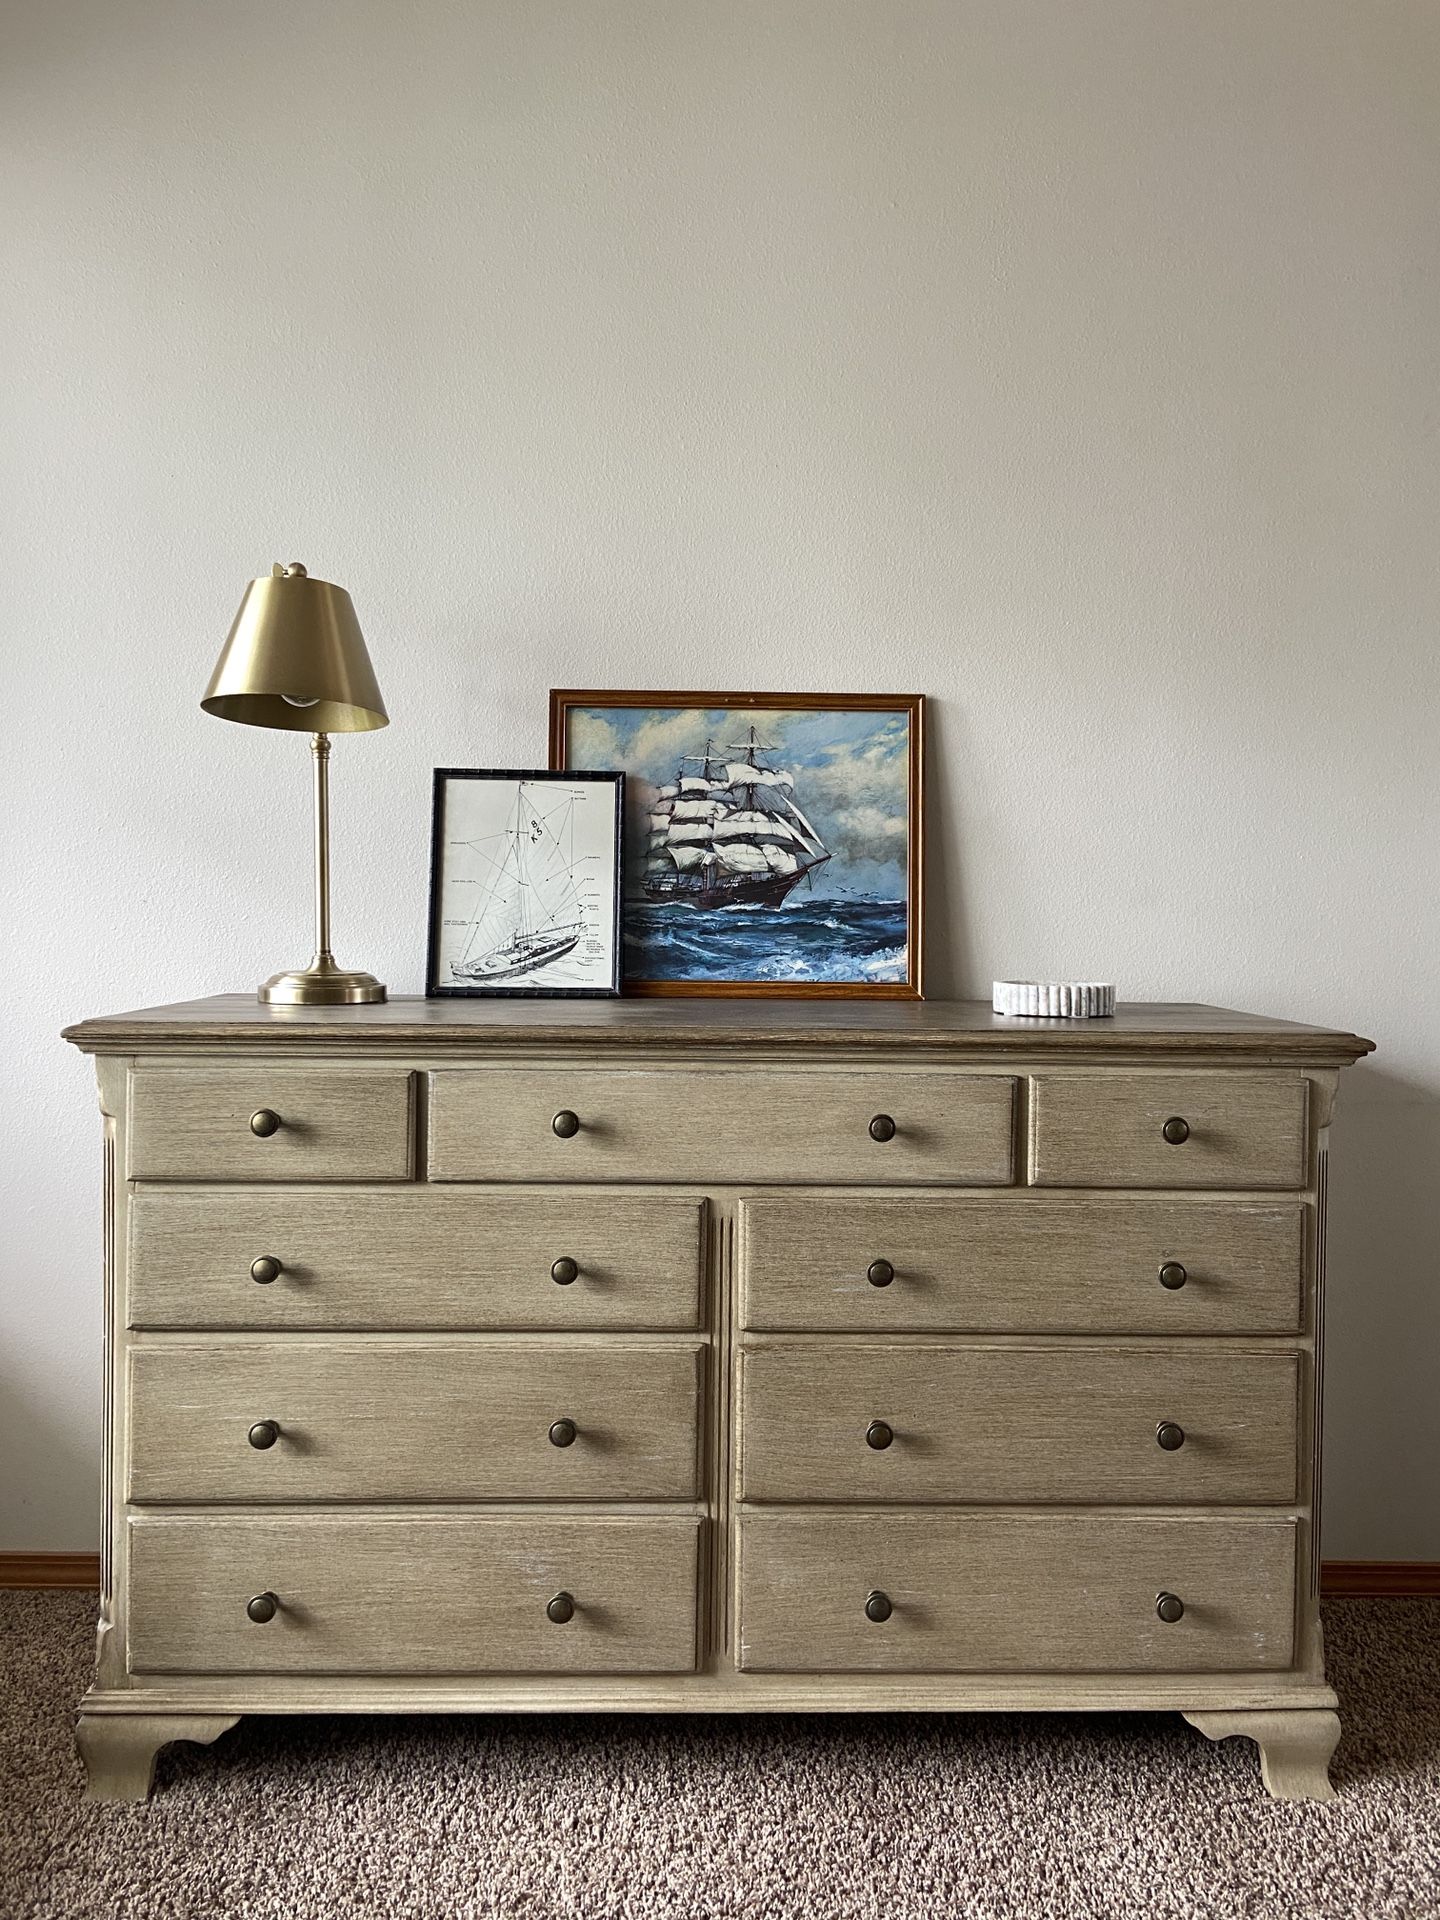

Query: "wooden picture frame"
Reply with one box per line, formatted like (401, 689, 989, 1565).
(426, 767, 625, 998)
(549, 691, 923, 999)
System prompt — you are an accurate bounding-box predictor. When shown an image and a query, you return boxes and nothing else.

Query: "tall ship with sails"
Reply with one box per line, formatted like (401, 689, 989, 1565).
(642, 728, 831, 909)
(451, 782, 585, 982)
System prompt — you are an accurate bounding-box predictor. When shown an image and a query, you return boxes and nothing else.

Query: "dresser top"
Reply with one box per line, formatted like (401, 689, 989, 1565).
(63, 994, 1374, 1063)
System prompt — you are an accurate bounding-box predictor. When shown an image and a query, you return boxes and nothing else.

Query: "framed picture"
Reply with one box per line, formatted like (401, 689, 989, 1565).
(426, 768, 624, 997)
(549, 692, 923, 998)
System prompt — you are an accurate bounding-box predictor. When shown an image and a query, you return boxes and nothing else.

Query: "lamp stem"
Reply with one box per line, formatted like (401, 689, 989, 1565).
(312, 731, 333, 965)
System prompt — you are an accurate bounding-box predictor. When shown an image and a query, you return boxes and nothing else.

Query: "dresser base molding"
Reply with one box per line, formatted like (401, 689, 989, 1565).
(76, 1710, 239, 1802)
(76, 1686, 1340, 1804)
(1183, 1708, 1341, 1801)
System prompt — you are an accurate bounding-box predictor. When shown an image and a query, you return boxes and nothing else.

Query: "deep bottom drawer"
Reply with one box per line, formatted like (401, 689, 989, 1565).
(737, 1512, 1296, 1672)
(128, 1514, 701, 1674)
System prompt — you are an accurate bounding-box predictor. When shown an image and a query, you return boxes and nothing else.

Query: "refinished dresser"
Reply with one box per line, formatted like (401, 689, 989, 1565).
(62, 996, 1373, 1801)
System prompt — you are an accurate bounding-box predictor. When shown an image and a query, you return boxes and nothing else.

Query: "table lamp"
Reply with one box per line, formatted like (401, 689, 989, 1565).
(202, 562, 389, 1005)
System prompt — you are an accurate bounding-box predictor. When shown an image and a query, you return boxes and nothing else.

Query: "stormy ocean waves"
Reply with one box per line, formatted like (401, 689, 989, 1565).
(624, 896, 908, 984)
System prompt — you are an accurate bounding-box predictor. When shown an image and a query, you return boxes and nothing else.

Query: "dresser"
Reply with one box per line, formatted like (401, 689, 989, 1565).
(62, 996, 1372, 1802)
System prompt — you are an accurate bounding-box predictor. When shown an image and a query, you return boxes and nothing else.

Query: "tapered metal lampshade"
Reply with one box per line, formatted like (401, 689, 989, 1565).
(201, 563, 389, 1006)
(202, 564, 387, 732)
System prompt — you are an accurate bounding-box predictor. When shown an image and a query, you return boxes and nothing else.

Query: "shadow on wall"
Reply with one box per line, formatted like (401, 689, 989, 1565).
(0, 1363, 99, 1556)
(1323, 1065, 1440, 1562)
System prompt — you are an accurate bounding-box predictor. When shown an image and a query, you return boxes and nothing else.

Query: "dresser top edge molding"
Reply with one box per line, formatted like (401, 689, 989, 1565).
(62, 995, 1375, 1065)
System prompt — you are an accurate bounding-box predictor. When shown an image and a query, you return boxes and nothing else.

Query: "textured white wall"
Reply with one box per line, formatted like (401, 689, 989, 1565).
(2, 0, 1436, 1555)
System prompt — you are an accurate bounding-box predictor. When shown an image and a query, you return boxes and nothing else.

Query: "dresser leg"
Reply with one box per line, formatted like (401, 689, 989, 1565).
(76, 1712, 240, 1802)
(1183, 1709, 1340, 1802)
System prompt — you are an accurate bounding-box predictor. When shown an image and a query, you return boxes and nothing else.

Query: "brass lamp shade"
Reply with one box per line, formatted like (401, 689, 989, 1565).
(202, 565, 387, 732)
(202, 563, 388, 1007)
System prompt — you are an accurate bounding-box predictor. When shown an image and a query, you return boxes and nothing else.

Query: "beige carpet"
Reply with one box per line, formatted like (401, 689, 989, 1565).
(2, 1593, 1438, 1920)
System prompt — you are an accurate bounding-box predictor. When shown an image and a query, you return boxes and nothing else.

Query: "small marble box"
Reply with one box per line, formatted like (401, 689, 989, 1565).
(993, 980, 1116, 1018)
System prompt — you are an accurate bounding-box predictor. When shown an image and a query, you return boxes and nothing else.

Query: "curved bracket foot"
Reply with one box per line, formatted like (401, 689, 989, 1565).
(76, 1711, 240, 1802)
(1183, 1708, 1340, 1802)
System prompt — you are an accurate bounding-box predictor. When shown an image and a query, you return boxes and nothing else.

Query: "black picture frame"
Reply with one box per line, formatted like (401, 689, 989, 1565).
(425, 768, 625, 998)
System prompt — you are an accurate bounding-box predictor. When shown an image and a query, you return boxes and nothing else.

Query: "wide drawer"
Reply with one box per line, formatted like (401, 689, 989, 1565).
(127, 1513, 701, 1674)
(739, 1196, 1304, 1334)
(128, 1188, 705, 1331)
(737, 1512, 1296, 1671)
(1029, 1073, 1307, 1189)
(127, 1341, 703, 1502)
(738, 1343, 1298, 1503)
(428, 1069, 1016, 1186)
(128, 1070, 414, 1182)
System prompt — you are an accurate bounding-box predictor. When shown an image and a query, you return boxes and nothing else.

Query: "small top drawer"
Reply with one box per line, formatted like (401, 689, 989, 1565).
(1029, 1073, 1308, 1189)
(128, 1070, 414, 1182)
(429, 1069, 1015, 1187)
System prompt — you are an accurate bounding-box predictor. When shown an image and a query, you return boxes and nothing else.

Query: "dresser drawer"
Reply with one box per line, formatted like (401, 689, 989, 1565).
(128, 1341, 703, 1502)
(428, 1069, 1015, 1186)
(738, 1343, 1298, 1503)
(737, 1512, 1296, 1671)
(128, 1189, 704, 1331)
(128, 1070, 414, 1182)
(739, 1197, 1303, 1334)
(1029, 1073, 1307, 1189)
(128, 1513, 701, 1674)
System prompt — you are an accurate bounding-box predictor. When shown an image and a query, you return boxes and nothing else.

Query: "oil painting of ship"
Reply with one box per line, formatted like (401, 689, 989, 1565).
(551, 694, 922, 997)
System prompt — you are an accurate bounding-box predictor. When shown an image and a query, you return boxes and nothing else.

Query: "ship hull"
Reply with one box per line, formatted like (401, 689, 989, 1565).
(453, 928, 581, 983)
(641, 867, 811, 911)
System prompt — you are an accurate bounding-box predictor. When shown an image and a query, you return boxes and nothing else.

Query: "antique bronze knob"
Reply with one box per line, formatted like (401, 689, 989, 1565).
(249, 1108, 282, 1138)
(1155, 1420, 1186, 1452)
(247, 1420, 280, 1450)
(549, 1417, 578, 1448)
(246, 1591, 279, 1623)
(1161, 1116, 1190, 1145)
(552, 1110, 581, 1139)
(868, 1114, 897, 1143)
(250, 1255, 283, 1285)
(867, 1259, 895, 1288)
(1158, 1261, 1188, 1291)
(865, 1589, 893, 1622)
(866, 1420, 894, 1451)
(1155, 1591, 1185, 1624)
(546, 1590, 575, 1624)
(551, 1257, 579, 1286)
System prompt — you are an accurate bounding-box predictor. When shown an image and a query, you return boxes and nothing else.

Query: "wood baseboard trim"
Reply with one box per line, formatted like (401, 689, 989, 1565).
(2, 1552, 1437, 1596)
(1320, 1560, 1440, 1596)
(0, 1552, 101, 1589)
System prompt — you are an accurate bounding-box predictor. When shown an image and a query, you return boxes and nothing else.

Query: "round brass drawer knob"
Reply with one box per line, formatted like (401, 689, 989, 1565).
(551, 1256, 579, 1286)
(1158, 1261, 1188, 1291)
(1155, 1420, 1186, 1452)
(1161, 1116, 1190, 1146)
(865, 1589, 893, 1623)
(246, 1591, 279, 1624)
(247, 1420, 280, 1451)
(250, 1255, 283, 1286)
(866, 1420, 894, 1451)
(549, 1418, 578, 1448)
(868, 1114, 897, 1143)
(552, 1110, 581, 1139)
(867, 1259, 895, 1288)
(1155, 1591, 1185, 1624)
(249, 1108, 282, 1138)
(547, 1590, 575, 1624)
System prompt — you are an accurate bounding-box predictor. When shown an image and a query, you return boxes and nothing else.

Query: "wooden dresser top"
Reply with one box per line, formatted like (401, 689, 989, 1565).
(63, 995, 1374, 1065)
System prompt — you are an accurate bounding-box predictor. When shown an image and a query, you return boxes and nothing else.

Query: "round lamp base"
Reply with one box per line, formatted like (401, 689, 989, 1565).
(259, 964, 387, 1006)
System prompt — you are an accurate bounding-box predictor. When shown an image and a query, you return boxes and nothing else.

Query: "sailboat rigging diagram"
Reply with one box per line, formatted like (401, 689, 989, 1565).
(429, 772, 623, 996)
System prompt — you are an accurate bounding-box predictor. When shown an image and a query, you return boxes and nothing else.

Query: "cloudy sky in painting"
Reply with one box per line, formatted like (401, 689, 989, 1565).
(566, 705, 912, 900)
